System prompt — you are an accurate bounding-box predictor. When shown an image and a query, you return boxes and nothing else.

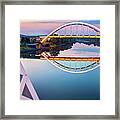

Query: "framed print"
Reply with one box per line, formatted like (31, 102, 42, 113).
(20, 20, 100, 100)
(0, 0, 119, 119)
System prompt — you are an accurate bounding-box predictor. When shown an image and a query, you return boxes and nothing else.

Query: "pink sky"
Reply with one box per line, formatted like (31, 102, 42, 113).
(20, 20, 100, 35)
(20, 21, 67, 35)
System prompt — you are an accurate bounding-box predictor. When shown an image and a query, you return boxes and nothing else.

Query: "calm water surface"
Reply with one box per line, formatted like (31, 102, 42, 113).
(22, 59, 100, 100)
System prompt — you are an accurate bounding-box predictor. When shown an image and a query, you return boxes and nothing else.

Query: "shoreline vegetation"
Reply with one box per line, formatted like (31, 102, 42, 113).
(20, 34, 100, 59)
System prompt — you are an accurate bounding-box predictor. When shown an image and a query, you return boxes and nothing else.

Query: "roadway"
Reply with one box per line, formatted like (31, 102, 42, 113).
(48, 35, 100, 39)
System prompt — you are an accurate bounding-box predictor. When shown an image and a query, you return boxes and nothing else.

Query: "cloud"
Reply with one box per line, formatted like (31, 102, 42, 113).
(72, 43, 99, 49)
(58, 43, 100, 57)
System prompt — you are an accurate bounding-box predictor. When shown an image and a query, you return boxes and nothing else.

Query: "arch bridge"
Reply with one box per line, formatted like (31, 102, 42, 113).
(39, 21, 100, 73)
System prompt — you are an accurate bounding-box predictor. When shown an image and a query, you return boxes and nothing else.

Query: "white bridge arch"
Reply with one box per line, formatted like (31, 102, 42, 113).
(41, 21, 100, 43)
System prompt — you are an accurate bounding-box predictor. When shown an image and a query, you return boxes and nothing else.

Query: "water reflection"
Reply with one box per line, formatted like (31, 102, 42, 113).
(20, 38, 100, 58)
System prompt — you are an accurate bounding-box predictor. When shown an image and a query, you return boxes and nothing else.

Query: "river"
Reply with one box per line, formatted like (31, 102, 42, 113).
(21, 59, 100, 100)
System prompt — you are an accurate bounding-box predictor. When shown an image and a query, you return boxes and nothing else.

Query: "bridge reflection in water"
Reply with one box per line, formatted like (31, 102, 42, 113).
(40, 51, 100, 73)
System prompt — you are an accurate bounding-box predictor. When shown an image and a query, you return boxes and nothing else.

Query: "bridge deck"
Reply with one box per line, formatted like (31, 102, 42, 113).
(40, 56, 100, 62)
(37, 53, 100, 62)
(48, 35, 100, 39)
